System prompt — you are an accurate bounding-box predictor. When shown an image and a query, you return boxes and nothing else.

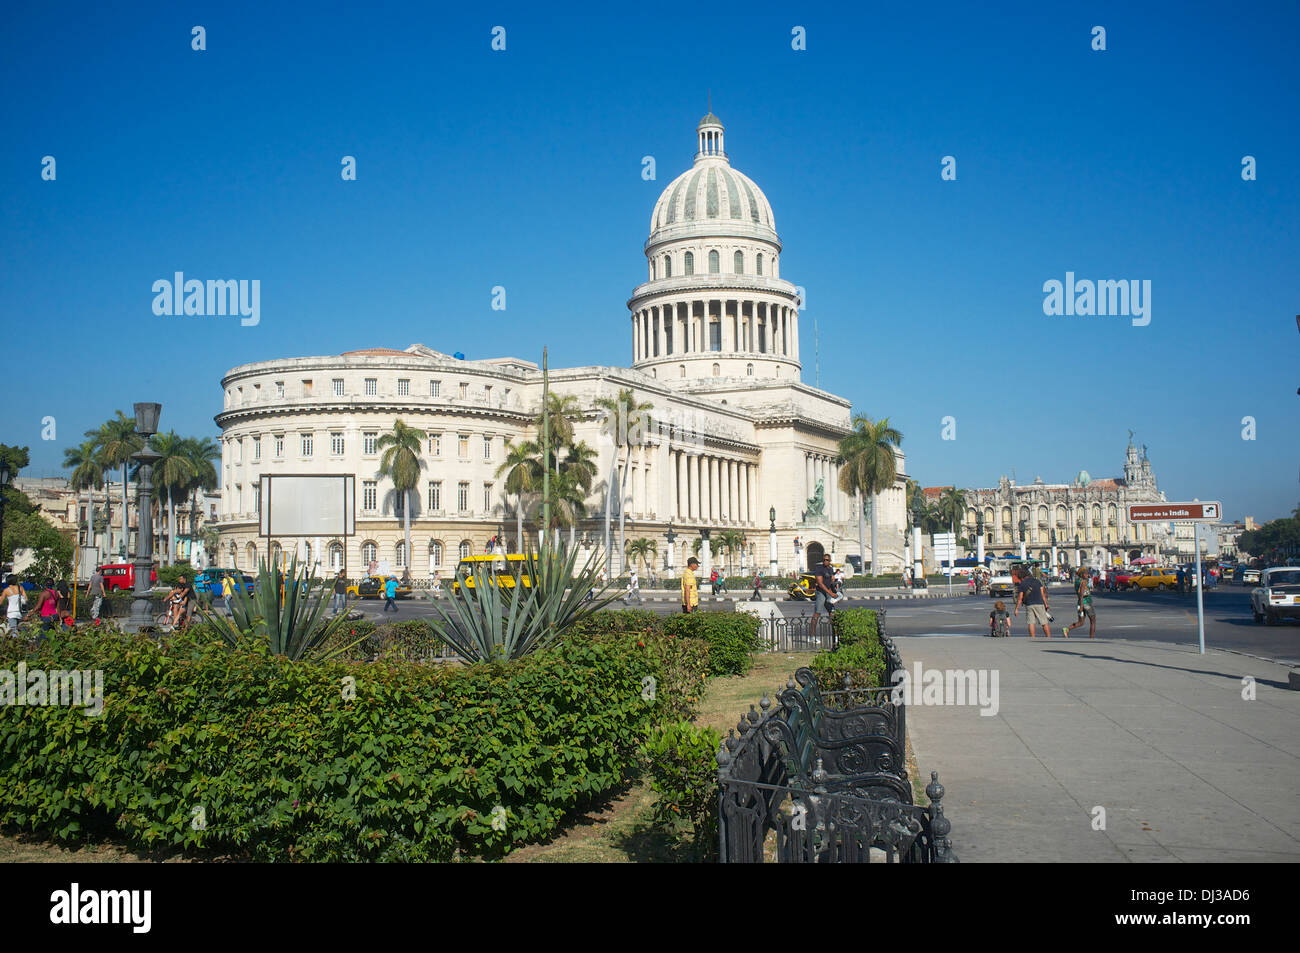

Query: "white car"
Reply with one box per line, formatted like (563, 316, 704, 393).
(1250, 567, 1300, 624)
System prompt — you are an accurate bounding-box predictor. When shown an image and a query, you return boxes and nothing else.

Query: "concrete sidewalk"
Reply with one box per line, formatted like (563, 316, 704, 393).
(896, 635, 1300, 862)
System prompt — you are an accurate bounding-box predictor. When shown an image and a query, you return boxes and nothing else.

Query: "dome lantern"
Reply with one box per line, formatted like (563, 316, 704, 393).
(697, 111, 726, 163)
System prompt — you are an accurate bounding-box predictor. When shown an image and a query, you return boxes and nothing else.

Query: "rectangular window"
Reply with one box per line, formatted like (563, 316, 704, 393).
(429, 433, 442, 456)
(365, 378, 377, 396)
(363, 481, 377, 511)
(458, 382, 468, 399)
(252, 436, 261, 461)
(484, 385, 492, 402)
(330, 432, 345, 455)
(427, 480, 442, 512)
(458, 434, 469, 459)
(363, 432, 377, 455)
(483, 435, 493, 461)
(302, 379, 313, 396)
(430, 380, 441, 397)
(301, 433, 313, 457)
(397, 378, 410, 396)
(275, 381, 284, 398)
(457, 482, 469, 513)
(395, 493, 405, 518)
(332, 378, 344, 396)
(235, 438, 242, 464)
(483, 482, 493, 512)
(253, 483, 260, 515)
(274, 434, 284, 458)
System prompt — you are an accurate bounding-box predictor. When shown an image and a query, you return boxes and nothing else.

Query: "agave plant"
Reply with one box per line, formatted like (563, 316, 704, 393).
(428, 540, 621, 662)
(201, 556, 362, 661)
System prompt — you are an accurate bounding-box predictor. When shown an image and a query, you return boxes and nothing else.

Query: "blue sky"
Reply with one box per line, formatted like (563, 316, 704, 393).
(2, 1, 1297, 520)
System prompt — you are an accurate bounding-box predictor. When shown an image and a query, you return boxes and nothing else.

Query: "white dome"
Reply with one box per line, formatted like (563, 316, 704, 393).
(649, 113, 777, 238)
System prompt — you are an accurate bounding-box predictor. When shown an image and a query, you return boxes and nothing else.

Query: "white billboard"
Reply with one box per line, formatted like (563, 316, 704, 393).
(258, 475, 355, 537)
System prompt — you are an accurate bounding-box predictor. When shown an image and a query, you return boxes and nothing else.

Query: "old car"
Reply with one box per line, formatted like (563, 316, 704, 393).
(345, 575, 412, 600)
(1250, 567, 1300, 624)
(451, 554, 532, 593)
(194, 567, 255, 596)
(1134, 567, 1178, 591)
(97, 563, 158, 592)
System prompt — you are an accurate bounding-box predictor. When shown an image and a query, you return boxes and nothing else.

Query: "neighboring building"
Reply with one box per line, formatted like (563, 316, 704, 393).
(961, 440, 1173, 569)
(212, 112, 909, 578)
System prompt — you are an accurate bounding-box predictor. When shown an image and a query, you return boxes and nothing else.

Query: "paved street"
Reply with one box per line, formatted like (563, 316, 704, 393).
(897, 635, 1300, 862)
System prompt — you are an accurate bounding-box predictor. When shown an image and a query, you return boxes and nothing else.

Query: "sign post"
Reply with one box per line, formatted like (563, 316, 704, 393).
(1127, 501, 1221, 654)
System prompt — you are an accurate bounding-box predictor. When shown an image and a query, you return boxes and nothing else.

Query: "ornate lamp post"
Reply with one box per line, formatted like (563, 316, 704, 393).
(768, 506, 778, 578)
(1050, 528, 1058, 577)
(699, 527, 712, 579)
(664, 520, 677, 579)
(127, 402, 162, 632)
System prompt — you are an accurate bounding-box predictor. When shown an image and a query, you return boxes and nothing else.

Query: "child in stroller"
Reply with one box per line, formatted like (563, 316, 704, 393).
(989, 600, 1010, 638)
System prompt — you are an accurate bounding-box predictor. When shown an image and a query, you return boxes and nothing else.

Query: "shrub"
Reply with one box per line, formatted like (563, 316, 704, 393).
(155, 564, 192, 589)
(569, 609, 661, 639)
(639, 720, 721, 861)
(0, 626, 671, 861)
(832, 607, 879, 647)
(663, 611, 761, 677)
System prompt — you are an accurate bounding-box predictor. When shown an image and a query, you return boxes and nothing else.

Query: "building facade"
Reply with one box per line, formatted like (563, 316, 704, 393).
(961, 440, 1173, 568)
(213, 113, 909, 579)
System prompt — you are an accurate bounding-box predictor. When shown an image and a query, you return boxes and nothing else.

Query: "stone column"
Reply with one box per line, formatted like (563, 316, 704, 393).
(686, 454, 697, 520)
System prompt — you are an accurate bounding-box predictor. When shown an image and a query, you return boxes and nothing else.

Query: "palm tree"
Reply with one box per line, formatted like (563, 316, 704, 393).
(63, 439, 104, 560)
(595, 388, 654, 574)
(376, 420, 427, 575)
(181, 436, 220, 562)
(837, 415, 902, 576)
(496, 439, 540, 552)
(715, 528, 746, 575)
(934, 487, 967, 540)
(90, 411, 141, 558)
(625, 537, 658, 575)
(534, 392, 581, 472)
(150, 431, 195, 566)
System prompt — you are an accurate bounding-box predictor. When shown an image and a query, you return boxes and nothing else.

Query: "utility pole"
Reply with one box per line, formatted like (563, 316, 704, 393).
(541, 347, 550, 544)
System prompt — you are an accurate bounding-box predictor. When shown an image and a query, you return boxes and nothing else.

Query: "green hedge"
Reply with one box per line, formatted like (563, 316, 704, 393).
(0, 625, 696, 861)
(663, 612, 761, 677)
(639, 720, 721, 860)
(832, 607, 880, 647)
(812, 608, 888, 691)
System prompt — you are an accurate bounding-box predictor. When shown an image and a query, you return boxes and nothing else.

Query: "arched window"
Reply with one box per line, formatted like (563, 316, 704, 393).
(246, 542, 257, 568)
(329, 542, 342, 571)
(429, 540, 443, 565)
(712, 363, 720, 377)
(362, 541, 377, 565)
(679, 364, 686, 378)
(395, 540, 407, 569)
(1092, 504, 1102, 526)
(733, 250, 744, 273)
(1107, 503, 1117, 526)
(708, 250, 719, 274)
(756, 253, 764, 276)
(271, 542, 283, 565)
(663, 255, 672, 278)
(684, 251, 694, 276)
(1036, 505, 1048, 527)
(228, 542, 238, 568)
(1076, 505, 1086, 528)
(746, 363, 754, 376)
(459, 540, 472, 560)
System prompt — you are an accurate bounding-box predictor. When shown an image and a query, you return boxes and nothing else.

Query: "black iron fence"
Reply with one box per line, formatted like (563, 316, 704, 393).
(756, 608, 889, 655)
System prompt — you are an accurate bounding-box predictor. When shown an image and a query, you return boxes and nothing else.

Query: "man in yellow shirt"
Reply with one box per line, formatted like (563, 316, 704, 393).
(681, 557, 700, 613)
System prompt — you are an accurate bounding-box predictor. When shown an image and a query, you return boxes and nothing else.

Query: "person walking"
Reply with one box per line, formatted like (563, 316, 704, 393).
(22, 580, 61, 636)
(1175, 566, 1186, 595)
(86, 567, 105, 626)
(1064, 566, 1096, 638)
(626, 568, 641, 604)
(750, 570, 763, 601)
(221, 572, 236, 617)
(809, 553, 837, 643)
(1012, 568, 1054, 638)
(681, 557, 700, 613)
(3, 576, 25, 636)
(331, 571, 347, 616)
(431, 570, 442, 595)
(382, 576, 398, 613)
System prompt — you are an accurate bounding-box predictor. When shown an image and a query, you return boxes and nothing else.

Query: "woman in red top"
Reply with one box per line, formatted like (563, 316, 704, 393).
(22, 580, 61, 634)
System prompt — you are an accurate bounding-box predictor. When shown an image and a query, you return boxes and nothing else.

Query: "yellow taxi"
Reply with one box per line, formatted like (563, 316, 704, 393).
(451, 554, 534, 593)
(345, 575, 412, 599)
(1134, 567, 1178, 591)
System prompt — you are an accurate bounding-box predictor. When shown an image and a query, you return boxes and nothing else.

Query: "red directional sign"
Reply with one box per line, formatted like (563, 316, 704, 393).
(1127, 501, 1221, 522)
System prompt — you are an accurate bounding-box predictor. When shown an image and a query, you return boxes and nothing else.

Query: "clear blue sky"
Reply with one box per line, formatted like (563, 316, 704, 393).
(3, 1, 1297, 521)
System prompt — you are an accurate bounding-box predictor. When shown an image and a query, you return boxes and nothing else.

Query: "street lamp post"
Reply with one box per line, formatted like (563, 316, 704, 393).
(700, 527, 712, 580)
(1050, 529, 1058, 577)
(127, 402, 162, 633)
(768, 506, 778, 578)
(664, 521, 677, 579)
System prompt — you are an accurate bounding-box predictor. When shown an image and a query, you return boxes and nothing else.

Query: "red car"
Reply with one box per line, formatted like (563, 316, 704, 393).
(97, 563, 157, 592)
(1112, 569, 1139, 591)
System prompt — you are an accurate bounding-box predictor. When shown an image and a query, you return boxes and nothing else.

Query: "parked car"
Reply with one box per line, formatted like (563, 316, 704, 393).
(452, 554, 533, 593)
(1135, 567, 1179, 591)
(193, 568, 255, 596)
(1250, 567, 1300, 624)
(1112, 568, 1140, 590)
(345, 575, 412, 599)
(97, 563, 157, 592)
(1240, 567, 1261, 585)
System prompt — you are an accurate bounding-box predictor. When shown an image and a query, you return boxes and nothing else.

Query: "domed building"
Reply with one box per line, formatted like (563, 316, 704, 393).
(213, 113, 908, 579)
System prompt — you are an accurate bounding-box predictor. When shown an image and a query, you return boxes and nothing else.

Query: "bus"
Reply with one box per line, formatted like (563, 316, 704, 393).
(939, 556, 994, 578)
